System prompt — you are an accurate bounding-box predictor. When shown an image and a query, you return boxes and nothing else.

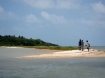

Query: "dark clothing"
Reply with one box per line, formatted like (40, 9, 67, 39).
(79, 41, 81, 46)
(81, 41, 84, 51)
(78, 40, 81, 50)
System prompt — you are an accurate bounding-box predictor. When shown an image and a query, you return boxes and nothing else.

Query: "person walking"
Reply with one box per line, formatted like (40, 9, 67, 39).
(81, 40, 84, 51)
(86, 40, 90, 51)
(78, 39, 81, 50)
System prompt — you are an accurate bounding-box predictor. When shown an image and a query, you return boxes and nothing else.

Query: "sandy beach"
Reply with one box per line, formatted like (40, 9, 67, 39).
(16, 49, 105, 58)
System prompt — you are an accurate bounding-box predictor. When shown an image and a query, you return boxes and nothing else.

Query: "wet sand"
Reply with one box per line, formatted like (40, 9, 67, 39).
(16, 49, 105, 58)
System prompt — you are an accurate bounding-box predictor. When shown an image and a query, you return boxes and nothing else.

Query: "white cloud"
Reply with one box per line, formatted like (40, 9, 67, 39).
(97, 21, 105, 26)
(91, 2, 105, 14)
(71, 18, 105, 27)
(57, 0, 80, 9)
(0, 6, 4, 13)
(41, 11, 67, 24)
(0, 6, 38, 23)
(41, 11, 50, 20)
(0, 6, 20, 20)
(26, 14, 41, 23)
(23, 0, 54, 9)
(0, 11, 20, 20)
(8, 11, 20, 20)
(79, 18, 95, 25)
(23, 0, 80, 9)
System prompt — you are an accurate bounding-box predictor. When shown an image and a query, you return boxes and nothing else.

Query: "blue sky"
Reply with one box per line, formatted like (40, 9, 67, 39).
(0, 0, 105, 46)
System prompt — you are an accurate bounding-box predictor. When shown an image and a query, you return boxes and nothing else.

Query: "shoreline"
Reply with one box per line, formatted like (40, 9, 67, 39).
(1, 46, 105, 51)
(16, 49, 105, 59)
(1, 46, 105, 58)
(1, 46, 23, 48)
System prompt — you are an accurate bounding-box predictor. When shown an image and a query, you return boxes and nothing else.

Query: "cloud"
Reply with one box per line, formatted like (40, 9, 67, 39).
(0, 6, 4, 13)
(97, 21, 105, 26)
(41, 11, 68, 24)
(0, 6, 39, 23)
(70, 18, 105, 27)
(8, 11, 20, 20)
(0, 11, 20, 20)
(91, 2, 105, 14)
(0, 6, 20, 20)
(41, 11, 50, 20)
(26, 14, 41, 23)
(23, 0, 54, 9)
(23, 0, 80, 9)
(56, 0, 80, 9)
(79, 18, 95, 26)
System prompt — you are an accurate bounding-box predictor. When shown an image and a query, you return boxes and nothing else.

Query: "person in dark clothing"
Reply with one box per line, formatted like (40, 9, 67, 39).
(78, 39, 81, 50)
(81, 40, 84, 51)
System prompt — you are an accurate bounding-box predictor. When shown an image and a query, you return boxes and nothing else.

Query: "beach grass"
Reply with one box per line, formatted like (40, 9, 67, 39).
(23, 46, 78, 50)
(0, 45, 78, 50)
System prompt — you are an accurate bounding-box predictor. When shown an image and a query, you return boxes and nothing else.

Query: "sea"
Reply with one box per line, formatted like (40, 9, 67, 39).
(74, 46, 105, 51)
(90, 46, 105, 51)
(0, 46, 105, 78)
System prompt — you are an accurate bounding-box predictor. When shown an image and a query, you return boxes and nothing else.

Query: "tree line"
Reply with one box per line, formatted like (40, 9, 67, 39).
(0, 35, 59, 46)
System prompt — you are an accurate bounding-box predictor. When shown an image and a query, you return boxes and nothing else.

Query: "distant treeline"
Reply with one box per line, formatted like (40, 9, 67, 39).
(0, 35, 59, 46)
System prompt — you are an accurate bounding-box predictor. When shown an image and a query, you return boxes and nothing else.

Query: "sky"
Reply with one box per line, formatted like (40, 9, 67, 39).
(0, 0, 105, 46)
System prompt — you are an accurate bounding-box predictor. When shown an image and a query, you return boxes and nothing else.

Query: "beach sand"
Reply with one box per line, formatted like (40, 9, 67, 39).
(16, 49, 105, 58)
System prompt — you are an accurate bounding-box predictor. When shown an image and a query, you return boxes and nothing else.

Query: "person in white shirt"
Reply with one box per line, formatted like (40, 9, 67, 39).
(86, 40, 90, 51)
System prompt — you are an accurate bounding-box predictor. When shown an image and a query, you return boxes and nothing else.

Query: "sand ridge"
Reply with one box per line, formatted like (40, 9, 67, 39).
(16, 49, 105, 58)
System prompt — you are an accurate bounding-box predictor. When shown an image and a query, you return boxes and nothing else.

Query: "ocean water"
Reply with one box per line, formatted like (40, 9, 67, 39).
(75, 46, 105, 51)
(0, 47, 105, 78)
(90, 46, 105, 50)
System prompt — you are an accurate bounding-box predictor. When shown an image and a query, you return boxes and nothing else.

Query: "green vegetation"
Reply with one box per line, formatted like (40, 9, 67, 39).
(0, 35, 78, 50)
(24, 46, 78, 50)
(0, 35, 58, 46)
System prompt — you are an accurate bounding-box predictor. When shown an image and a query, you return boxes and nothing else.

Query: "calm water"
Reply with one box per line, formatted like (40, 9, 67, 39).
(74, 46, 105, 50)
(90, 46, 105, 50)
(0, 47, 105, 78)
